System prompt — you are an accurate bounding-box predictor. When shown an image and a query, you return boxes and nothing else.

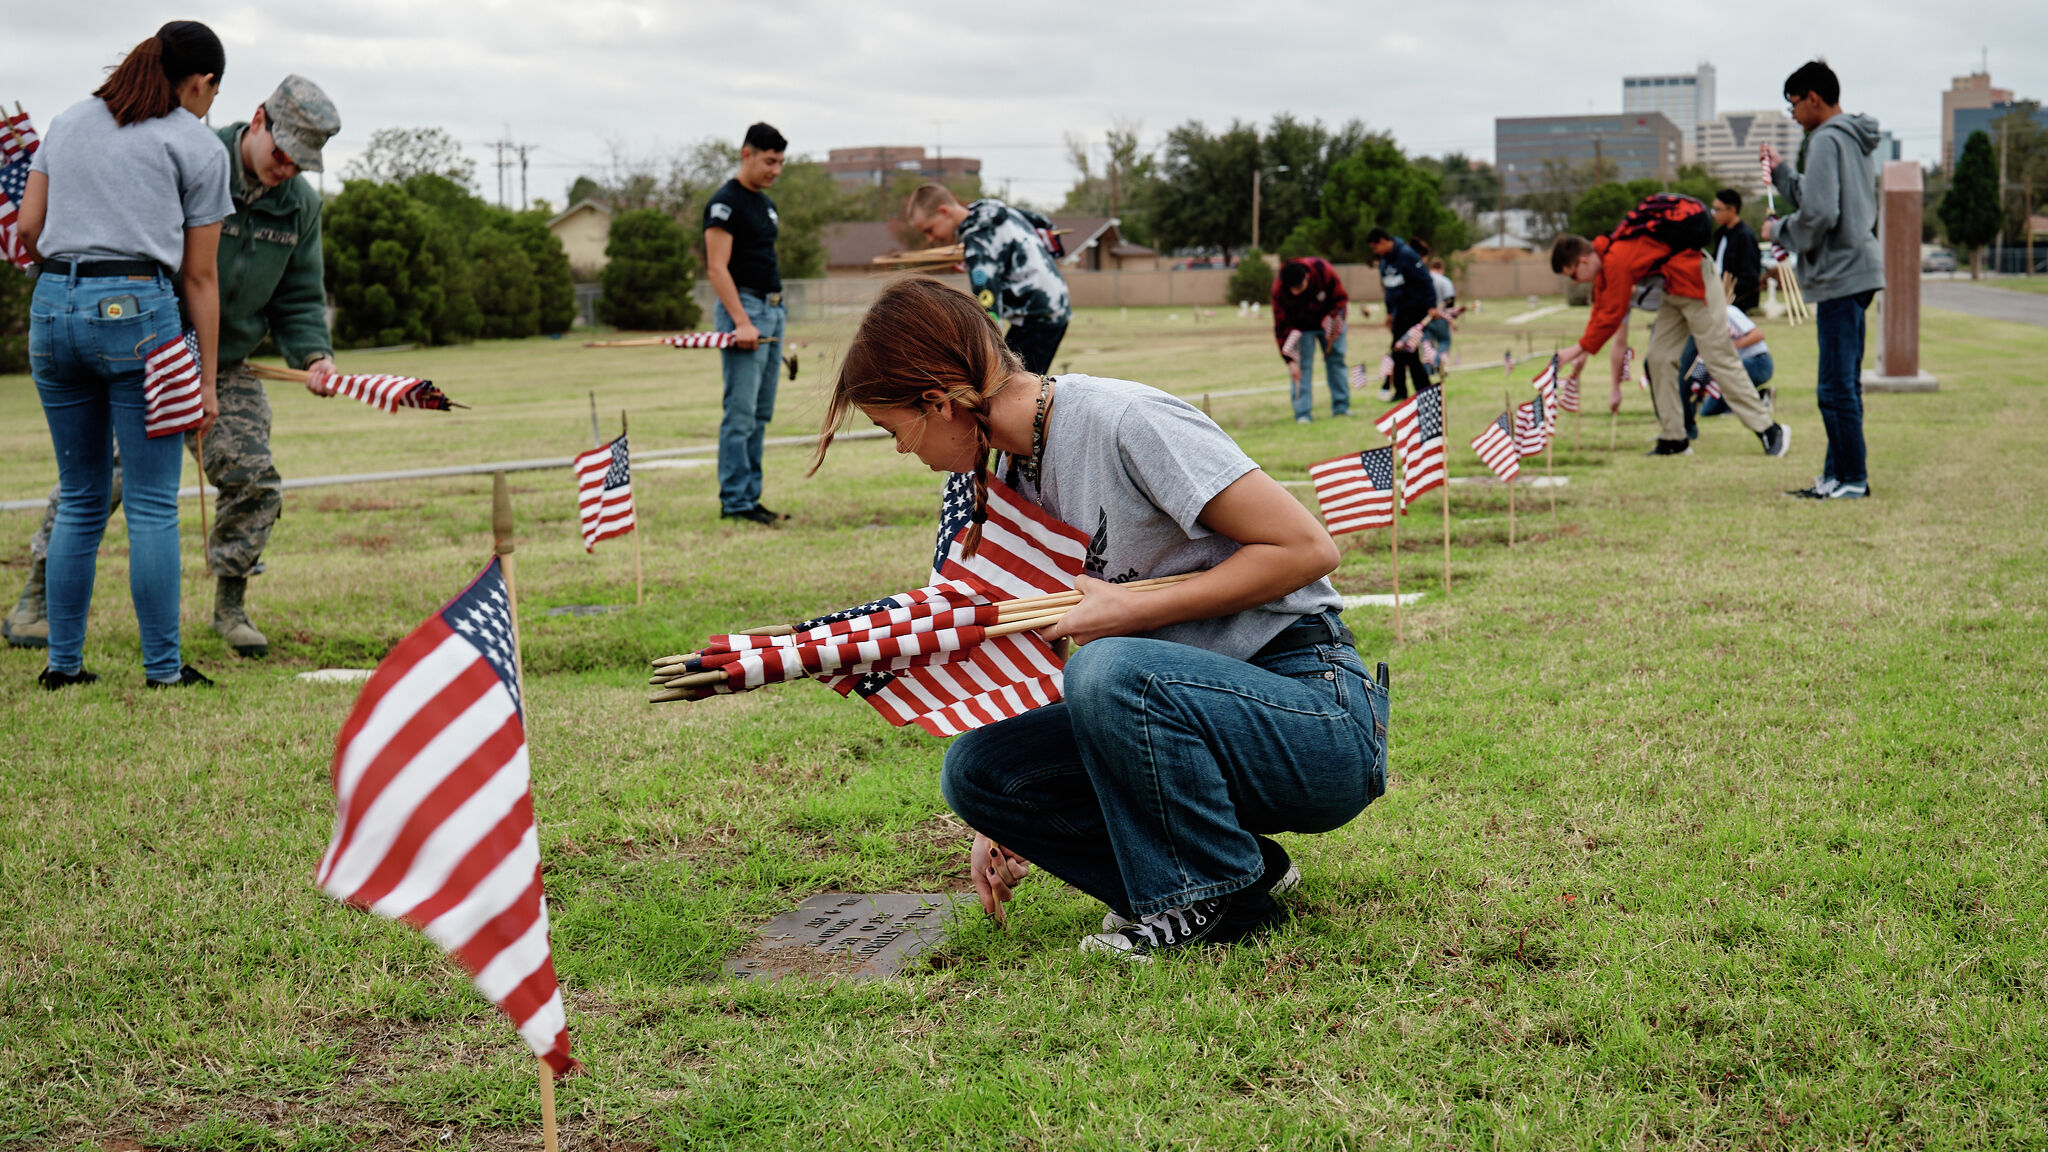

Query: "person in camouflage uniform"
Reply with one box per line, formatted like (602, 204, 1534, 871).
(5, 76, 341, 656)
(905, 184, 1071, 374)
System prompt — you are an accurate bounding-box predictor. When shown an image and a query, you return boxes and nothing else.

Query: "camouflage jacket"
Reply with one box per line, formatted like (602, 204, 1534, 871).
(959, 199, 1070, 325)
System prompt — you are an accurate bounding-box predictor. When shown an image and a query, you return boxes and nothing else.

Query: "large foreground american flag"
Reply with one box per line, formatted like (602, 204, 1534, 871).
(317, 558, 577, 1077)
(573, 434, 635, 552)
(1470, 414, 1520, 483)
(143, 331, 205, 438)
(1309, 446, 1397, 535)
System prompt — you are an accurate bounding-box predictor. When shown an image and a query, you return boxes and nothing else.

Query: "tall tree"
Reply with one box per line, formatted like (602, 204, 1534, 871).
(1062, 119, 1160, 244)
(1990, 102, 2048, 249)
(1279, 136, 1467, 262)
(1941, 130, 2002, 278)
(1150, 119, 1263, 255)
(345, 127, 476, 189)
(598, 209, 700, 330)
(770, 159, 862, 279)
(323, 181, 471, 347)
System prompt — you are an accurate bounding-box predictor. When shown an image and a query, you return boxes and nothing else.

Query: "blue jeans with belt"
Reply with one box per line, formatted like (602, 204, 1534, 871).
(1290, 327, 1350, 421)
(713, 290, 786, 514)
(941, 612, 1388, 918)
(29, 271, 189, 681)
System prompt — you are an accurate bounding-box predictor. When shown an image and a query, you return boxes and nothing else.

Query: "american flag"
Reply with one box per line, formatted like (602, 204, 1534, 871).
(1470, 414, 1520, 483)
(1529, 355, 1560, 428)
(1514, 398, 1551, 458)
(1621, 346, 1646, 391)
(1558, 368, 1582, 414)
(1280, 329, 1302, 362)
(1685, 362, 1724, 401)
(1374, 385, 1446, 504)
(667, 331, 746, 349)
(0, 111, 38, 163)
(0, 153, 32, 271)
(573, 434, 634, 553)
(1309, 446, 1397, 535)
(143, 331, 205, 438)
(1393, 322, 1426, 353)
(330, 373, 456, 413)
(1419, 338, 1440, 369)
(316, 558, 578, 1078)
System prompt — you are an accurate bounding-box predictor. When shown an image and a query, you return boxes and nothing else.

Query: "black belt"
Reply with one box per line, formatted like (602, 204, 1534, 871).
(1251, 611, 1355, 663)
(43, 258, 166, 279)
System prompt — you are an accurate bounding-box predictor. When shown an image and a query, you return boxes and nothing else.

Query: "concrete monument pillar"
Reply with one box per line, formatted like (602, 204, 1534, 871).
(1864, 160, 1938, 392)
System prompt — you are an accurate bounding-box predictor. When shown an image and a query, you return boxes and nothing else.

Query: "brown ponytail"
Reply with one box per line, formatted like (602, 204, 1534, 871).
(95, 21, 225, 126)
(812, 276, 1024, 556)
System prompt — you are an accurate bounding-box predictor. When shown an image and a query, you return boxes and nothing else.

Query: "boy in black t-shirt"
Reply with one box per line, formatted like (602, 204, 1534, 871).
(703, 122, 788, 525)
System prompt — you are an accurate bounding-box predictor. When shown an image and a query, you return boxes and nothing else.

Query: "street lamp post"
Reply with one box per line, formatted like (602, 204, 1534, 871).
(1252, 164, 1290, 252)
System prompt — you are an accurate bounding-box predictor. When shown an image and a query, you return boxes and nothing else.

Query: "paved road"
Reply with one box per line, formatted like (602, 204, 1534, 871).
(1922, 280, 2048, 328)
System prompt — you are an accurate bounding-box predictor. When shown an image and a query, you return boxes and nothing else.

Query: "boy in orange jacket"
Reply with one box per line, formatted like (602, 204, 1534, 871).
(1551, 196, 1790, 458)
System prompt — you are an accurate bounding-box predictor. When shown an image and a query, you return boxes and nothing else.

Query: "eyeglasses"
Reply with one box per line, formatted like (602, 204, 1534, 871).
(270, 144, 299, 172)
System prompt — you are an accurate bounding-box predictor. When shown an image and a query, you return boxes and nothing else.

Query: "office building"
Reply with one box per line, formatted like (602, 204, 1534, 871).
(1624, 64, 1716, 162)
(1942, 73, 2011, 170)
(1495, 113, 1685, 195)
(1697, 110, 1806, 185)
(1951, 102, 2048, 167)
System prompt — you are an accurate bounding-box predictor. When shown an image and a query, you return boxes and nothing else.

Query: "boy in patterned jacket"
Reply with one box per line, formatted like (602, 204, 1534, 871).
(906, 184, 1071, 373)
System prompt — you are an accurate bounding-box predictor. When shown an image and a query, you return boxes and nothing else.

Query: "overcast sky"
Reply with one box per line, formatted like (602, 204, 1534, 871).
(8, 1, 2046, 209)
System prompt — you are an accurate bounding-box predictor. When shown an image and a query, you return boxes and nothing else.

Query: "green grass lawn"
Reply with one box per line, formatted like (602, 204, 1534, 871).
(1974, 275, 2048, 296)
(3, 299, 2045, 1150)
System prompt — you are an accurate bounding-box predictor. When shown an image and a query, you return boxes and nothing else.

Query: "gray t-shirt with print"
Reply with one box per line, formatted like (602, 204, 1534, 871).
(1011, 374, 1341, 660)
(31, 98, 232, 274)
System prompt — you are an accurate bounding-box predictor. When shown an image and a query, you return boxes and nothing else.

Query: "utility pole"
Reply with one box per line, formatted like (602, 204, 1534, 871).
(1251, 168, 1261, 252)
(516, 143, 536, 210)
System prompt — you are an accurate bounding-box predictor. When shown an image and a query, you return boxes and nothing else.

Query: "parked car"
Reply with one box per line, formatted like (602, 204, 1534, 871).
(1921, 247, 1958, 273)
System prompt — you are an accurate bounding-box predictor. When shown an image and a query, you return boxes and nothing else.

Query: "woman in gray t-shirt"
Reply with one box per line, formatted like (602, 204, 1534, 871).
(17, 22, 230, 689)
(815, 276, 1390, 961)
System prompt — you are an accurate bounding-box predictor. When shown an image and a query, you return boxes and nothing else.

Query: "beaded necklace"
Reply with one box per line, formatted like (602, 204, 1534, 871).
(1015, 375, 1054, 486)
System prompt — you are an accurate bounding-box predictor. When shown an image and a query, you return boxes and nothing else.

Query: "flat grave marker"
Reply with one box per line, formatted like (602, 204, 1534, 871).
(725, 893, 958, 982)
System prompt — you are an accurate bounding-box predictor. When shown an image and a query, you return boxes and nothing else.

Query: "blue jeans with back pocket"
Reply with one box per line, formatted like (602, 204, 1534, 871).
(29, 272, 189, 681)
(940, 612, 1388, 918)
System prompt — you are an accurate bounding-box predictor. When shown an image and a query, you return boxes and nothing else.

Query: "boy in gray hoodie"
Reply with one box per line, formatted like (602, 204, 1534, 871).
(1765, 60, 1884, 499)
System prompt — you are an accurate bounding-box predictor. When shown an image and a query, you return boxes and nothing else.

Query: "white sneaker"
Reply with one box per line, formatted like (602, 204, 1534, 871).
(1103, 864, 1299, 932)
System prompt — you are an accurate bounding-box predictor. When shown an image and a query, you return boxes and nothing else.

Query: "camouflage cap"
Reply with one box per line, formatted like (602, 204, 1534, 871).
(262, 75, 339, 173)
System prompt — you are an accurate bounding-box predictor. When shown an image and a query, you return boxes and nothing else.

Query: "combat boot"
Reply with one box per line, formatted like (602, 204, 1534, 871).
(212, 575, 270, 657)
(3, 557, 49, 649)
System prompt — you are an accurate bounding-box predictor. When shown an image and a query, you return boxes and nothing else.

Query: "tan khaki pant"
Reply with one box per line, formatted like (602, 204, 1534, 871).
(1646, 256, 1774, 441)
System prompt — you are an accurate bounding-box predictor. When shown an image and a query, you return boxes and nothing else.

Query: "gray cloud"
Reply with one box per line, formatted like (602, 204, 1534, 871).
(5, 1, 2044, 208)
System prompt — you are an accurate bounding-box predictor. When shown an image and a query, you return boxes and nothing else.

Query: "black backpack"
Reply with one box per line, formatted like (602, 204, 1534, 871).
(1610, 194, 1712, 258)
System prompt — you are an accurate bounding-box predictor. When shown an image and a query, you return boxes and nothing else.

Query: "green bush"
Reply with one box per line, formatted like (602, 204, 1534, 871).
(1284, 137, 1469, 262)
(1227, 250, 1273, 305)
(467, 228, 540, 339)
(599, 210, 700, 331)
(505, 210, 578, 333)
(0, 269, 27, 374)
(323, 180, 466, 347)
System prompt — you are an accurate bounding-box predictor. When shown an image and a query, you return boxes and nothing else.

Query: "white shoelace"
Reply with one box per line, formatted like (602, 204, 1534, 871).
(1133, 904, 1207, 946)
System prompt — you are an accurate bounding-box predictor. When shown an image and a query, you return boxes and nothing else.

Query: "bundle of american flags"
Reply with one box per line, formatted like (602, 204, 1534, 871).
(317, 557, 578, 1078)
(1685, 362, 1724, 402)
(143, 331, 205, 438)
(1309, 446, 1397, 535)
(573, 434, 635, 552)
(0, 108, 36, 271)
(1374, 384, 1447, 505)
(649, 474, 1193, 737)
(1470, 413, 1521, 483)
(329, 372, 459, 413)
(667, 332, 751, 349)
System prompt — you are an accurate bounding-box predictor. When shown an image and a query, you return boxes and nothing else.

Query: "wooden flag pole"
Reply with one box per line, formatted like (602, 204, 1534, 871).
(493, 472, 524, 677)
(623, 409, 643, 606)
(588, 391, 601, 448)
(1546, 438, 1558, 529)
(1389, 510, 1401, 644)
(194, 430, 212, 574)
(1508, 473, 1516, 549)
(1440, 472, 1450, 598)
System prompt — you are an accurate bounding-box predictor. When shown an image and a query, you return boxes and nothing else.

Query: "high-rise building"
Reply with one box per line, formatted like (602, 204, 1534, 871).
(1494, 113, 1685, 195)
(1697, 110, 1806, 186)
(1952, 102, 2048, 167)
(1942, 73, 2011, 170)
(1624, 64, 1717, 163)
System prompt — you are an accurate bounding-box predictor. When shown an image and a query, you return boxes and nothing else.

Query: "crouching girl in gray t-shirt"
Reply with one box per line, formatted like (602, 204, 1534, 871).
(19, 21, 231, 689)
(813, 276, 1389, 960)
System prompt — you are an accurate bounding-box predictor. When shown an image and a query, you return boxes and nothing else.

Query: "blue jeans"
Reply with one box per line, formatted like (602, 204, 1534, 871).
(1816, 291, 1875, 485)
(940, 613, 1388, 918)
(29, 271, 189, 680)
(1290, 327, 1349, 421)
(713, 291, 786, 514)
(1677, 338, 1774, 432)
